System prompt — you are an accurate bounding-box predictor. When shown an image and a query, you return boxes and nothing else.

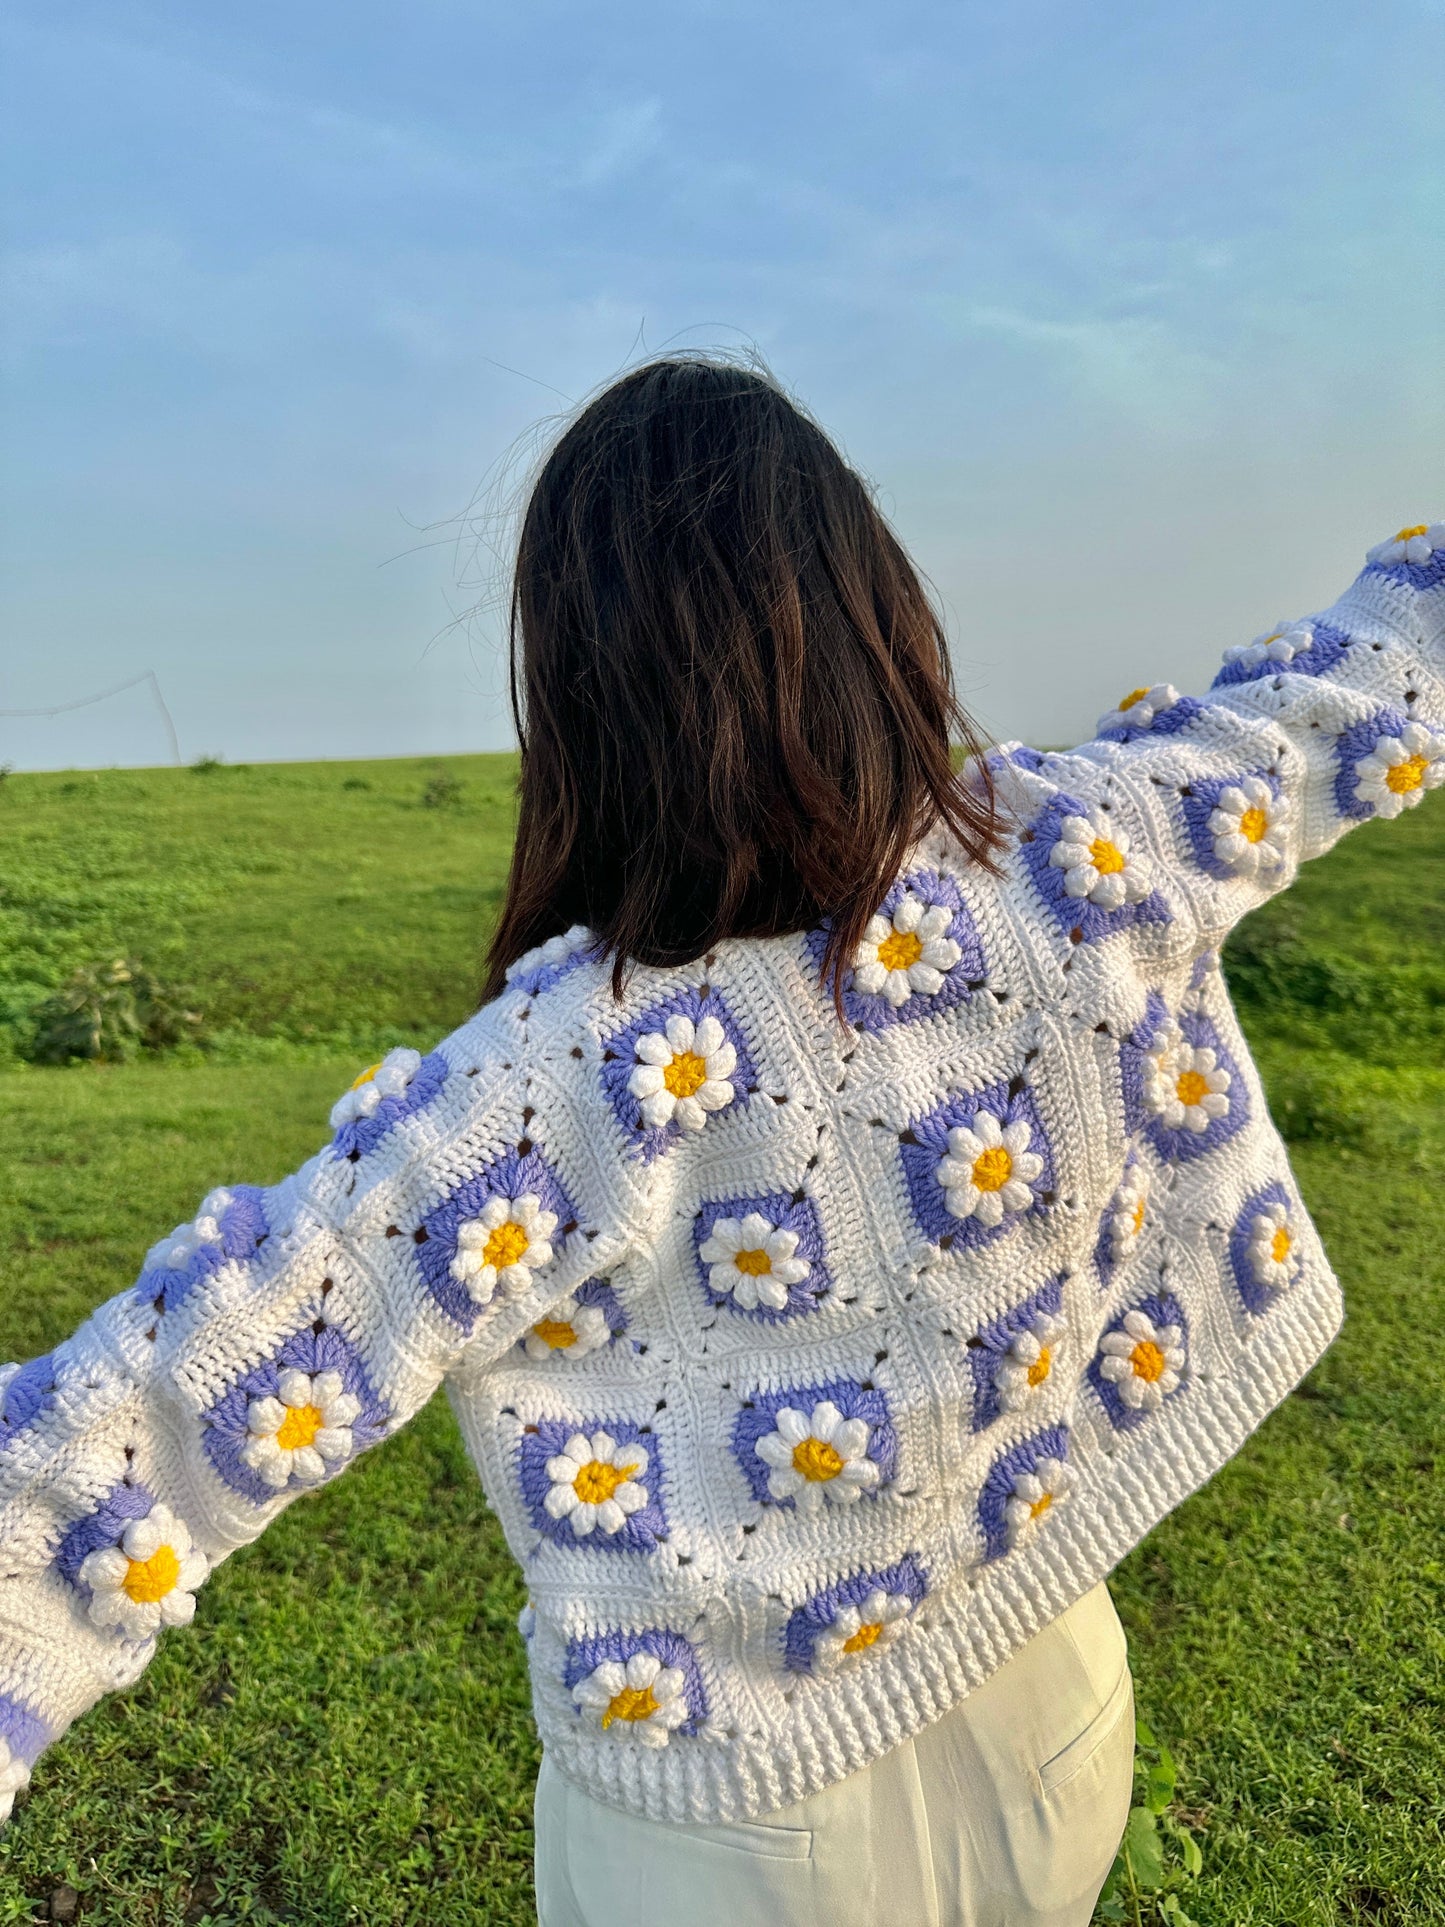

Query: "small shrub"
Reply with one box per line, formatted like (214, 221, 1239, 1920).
(24, 959, 202, 1065)
(0, 762, 12, 783)
(342, 776, 371, 792)
(421, 768, 463, 810)
(191, 753, 225, 774)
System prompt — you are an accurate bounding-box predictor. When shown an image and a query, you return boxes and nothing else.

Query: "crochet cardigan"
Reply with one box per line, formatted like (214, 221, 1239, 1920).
(2, 528, 1443, 1828)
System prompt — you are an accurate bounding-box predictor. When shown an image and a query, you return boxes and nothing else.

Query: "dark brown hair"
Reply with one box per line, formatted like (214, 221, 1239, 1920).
(482, 356, 1001, 1012)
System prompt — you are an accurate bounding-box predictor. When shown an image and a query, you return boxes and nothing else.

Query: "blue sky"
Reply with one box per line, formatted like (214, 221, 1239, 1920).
(2, 0, 1442, 769)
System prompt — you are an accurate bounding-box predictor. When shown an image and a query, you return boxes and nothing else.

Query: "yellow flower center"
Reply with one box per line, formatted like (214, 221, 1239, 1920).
(1130, 1338, 1168, 1383)
(123, 1544, 181, 1604)
(1176, 1069, 1209, 1107)
(791, 1437, 845, 1482)
(842, 1620, 884, 1655)
(972, 1145, 1013, 1192)
(663, 1050, 708, 1099)
(602, 1684, 659, 1728)
(1089, 837, 1126, 875)
(1026, 1346, 1053, 1389)
(733, 1246, 773, 1276)
(573, 1458, 640, 1506)
(350, 1062, 382, 1089)
(1239, 806, 1269, 843)
(1394, 524, 1428, 542)
(1131, 1198, 1147, 1235)
(482, 1220, 531, 1270)
(1029, 1491, 1054, 1521)
(1271, 1226, 1293, 1265)
(877, 928, 925, 972)
(1118, 687, 1151, 711)
(275, 1402, 323, 1452)
(1385, 754, 1428, 795)
(532, 1318, 577, 1350)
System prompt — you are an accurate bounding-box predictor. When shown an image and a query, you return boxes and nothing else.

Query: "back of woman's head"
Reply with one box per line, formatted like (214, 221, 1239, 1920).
(483, 355, 1000, 1010)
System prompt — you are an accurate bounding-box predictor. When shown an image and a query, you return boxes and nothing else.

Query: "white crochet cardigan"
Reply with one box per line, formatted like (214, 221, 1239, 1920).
(2, 530, 1443, 1827)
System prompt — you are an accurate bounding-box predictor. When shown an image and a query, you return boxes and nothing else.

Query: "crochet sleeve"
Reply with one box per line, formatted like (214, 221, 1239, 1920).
(0, 999, 621, 1821)
(993, 523, 1445, 953)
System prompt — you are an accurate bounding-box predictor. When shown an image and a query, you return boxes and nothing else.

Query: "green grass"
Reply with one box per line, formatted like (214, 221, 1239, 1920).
(1, 759, 1443, 1925)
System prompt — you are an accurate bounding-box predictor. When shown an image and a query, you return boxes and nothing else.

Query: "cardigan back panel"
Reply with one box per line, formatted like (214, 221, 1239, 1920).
(1, 532, 1443, 1824)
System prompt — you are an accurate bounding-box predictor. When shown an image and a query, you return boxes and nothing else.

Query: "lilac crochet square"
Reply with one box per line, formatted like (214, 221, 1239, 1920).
(600, 985, 757, 1163)
(977, 1424, 1069, 1563)
(1179, 768, 1284, 879)
(131, 1184, 270, 1317)
(900, 1078, 1056, 1252)
(782, 1554, 928, 1674)
(1365, 551, 1445, 592)
(331, 1050, 449, 1163)
(1019, 793, 1173, 946)
(0, 1354, 57, 1450)
(562, 1626, 708, 1733)
(1120, 998, 1249, 1164)
(54, 1480, 158, 1595)
(1095, 694, 1205, 744)
(200, 1322, 391, 1507)
(0, 1692, 51, 1767)
(1228, 1181, 1294, 1316)
(1333, 706, 1412, 821)
(730, 1377, 897, 1507)
(692, 1191, 832, 1324)
(517, 1414, 667, 1555)
(417, 1145, 579, 1333)
(1210, 620, 1352, 689)
(967, 1274, 1066, 1432)
(1087, 1290, 1188, 1433)
(804, 868, 987, 1033)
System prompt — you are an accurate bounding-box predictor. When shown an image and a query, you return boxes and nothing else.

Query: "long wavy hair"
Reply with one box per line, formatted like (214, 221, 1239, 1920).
(481, 356, 1001, 1013)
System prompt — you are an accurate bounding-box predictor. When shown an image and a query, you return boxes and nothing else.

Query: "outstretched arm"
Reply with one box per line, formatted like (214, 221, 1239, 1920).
(986, 522, 1444, 956)
(0, 1005, 621, 1821)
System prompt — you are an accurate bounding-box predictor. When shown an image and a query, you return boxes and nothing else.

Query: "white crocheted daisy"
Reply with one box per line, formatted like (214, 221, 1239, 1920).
(147, 1187, 232, 1271)
(78, 1503, 209, 1642)
(0, 1737, 30, 1824)
(1098, 1308, 1186, 1411)
(698, 1212, 811, 1311)
(522, 1293, 612, 1361)
(1096, 683, 1180, 735)
(994, 1311, 1068, 1412)
(628, 1014, 737, 1131)
(1245, 1201, 1302, 1291)
(543, 1431, 650, 1538)
(449, 1193, 557, 1305)
(1352, 722, 1445, 820)
(936, 1110, 1045, 1227)
(329, 1048, 423, 1129)
(1206, 777, 1291, 876)
(813, 1588, 913, 1671)
(753, 1400, 880, 1510)
(1004, 1457, 1073, 1548)
(1106, 1163, 1150, 1263)
(1143, 1035, 1230, 1133)
(572, 1652, 689, 1746)
(852, 889, 963, 1007)
(1048, 806, 1152, 911)
(239, 1368, 362, 1489)
(1367, 522, 1445, 568)
(1222, 619, 1315, 670)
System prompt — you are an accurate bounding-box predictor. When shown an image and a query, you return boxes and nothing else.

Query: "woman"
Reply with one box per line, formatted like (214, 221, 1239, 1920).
(1, 358, 1441, 1925)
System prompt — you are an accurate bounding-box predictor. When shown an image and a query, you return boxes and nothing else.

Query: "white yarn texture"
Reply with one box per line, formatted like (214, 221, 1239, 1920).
(2, 538, 1443, 1826)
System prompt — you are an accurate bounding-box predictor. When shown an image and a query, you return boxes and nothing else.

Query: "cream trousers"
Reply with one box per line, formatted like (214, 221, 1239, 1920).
(533, 1582, 1134, 1927)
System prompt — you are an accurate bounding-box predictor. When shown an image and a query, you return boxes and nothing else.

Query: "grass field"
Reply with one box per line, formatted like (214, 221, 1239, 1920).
(1, 756, 1443, 1926)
